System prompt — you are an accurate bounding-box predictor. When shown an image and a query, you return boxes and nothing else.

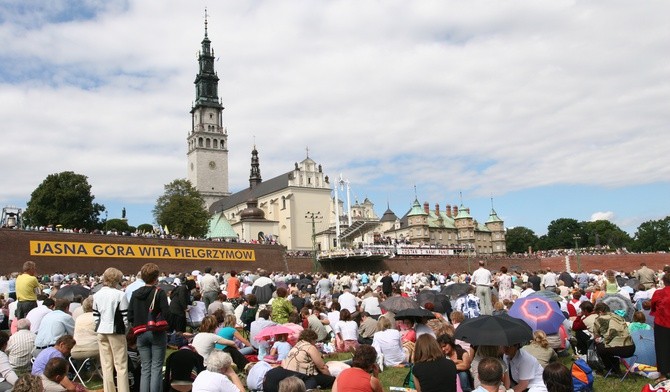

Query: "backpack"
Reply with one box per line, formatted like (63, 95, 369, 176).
(572, 358, 594, 392)
(240, 306, 257, 327)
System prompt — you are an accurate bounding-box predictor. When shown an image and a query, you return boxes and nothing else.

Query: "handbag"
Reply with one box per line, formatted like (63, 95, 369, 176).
(586, 341, 605, 373)
(132, 288, 169, 335)
(403, 364, 415, 389)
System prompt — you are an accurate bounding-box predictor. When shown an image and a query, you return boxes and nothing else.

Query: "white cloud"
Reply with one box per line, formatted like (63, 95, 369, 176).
(1, 0, 669, 231)
(590, 211, 614, 222)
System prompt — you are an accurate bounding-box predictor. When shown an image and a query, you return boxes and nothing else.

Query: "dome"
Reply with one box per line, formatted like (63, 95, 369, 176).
(239, 198, 265, 220)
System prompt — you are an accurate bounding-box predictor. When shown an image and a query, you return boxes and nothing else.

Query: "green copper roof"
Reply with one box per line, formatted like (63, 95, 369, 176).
(427, 211, 456, 229)
(206, 212, 238, 239)
(407, 198, 428, 216)
(486, 208, 503, 223)
(454, 204, 472, 219)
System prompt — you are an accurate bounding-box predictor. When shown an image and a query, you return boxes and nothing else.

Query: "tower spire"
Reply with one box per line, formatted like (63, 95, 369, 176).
(249, 145, 262, 189)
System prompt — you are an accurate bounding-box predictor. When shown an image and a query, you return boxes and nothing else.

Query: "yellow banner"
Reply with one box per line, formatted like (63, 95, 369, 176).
(29, 241, 255, 262)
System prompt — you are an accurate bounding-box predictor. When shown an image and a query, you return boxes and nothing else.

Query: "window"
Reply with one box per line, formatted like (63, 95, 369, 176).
(198, 138, 203, 147)
(206, 138, 211, 148)
(213, 139, 218, 148)
(282, 196, 286, 209)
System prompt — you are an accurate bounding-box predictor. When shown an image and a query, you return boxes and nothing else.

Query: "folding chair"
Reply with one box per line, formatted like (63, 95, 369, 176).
(605, 354, 638, 381)
(69, 355, 102, 384)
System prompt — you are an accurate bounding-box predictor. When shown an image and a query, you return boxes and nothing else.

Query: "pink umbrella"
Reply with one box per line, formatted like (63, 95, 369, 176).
(254, 325, 296, 341)
(282, 322, 304, 346)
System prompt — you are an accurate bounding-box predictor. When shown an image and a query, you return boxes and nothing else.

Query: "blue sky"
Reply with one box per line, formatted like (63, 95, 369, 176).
(1, 0, 669, 236)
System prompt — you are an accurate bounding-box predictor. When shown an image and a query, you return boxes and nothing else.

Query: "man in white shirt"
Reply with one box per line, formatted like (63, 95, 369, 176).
(26, 297, 55, 334)
(503, 343, 546, 392)
(33, 299, 75, 356)
(337, 286, 358, 314)
(471, 260, 493, 315)
(541, 267, 558, 290)
(200, 267, 220, 309)
(474, 357, 505, 392)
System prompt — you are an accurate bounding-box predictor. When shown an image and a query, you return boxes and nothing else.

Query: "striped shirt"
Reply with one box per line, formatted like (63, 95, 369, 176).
(7, 329, 35, 371)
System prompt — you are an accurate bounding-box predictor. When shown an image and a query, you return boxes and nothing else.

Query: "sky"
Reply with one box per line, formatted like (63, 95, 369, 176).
(1, 0, 669, 236)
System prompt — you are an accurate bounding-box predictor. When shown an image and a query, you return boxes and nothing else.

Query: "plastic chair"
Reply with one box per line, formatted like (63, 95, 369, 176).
(69, 355, 102, 384)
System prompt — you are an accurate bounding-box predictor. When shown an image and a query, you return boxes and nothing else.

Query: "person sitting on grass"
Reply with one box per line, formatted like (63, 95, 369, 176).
(332, 345, 383, 392)
(269, 333, 292, 362)
(191, 351, 245, 392)
(473, 357, 504, 392)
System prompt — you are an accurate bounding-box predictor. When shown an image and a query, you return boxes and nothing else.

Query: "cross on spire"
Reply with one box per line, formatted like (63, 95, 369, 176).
(204, 8, 209, 37)
(305, 146, 309, 158)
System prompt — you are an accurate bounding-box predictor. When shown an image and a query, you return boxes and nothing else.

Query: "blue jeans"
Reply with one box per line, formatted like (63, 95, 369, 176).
(137, 331, 167, 392)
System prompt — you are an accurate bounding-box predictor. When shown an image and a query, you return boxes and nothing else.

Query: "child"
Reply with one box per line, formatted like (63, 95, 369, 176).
(629, 311, 652, 332)
(270, 333, 292, 361)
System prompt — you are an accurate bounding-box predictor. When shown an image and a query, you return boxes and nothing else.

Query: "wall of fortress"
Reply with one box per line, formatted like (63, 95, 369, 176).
(2, 230, 669, 275)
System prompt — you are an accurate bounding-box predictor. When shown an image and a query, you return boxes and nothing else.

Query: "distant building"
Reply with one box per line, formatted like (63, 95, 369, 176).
(379, 199, 506, 255)
(187, 17, 230, 209)
(210, 147, 332, 250)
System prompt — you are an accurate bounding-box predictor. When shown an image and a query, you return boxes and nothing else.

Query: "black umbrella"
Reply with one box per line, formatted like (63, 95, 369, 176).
(454, 315, 533, 346)
(90, 283, 103, 294)
(394, 307, 436, 320)
(558, 272, 573, 288)
(416, 290, 451, 314)
(625, 278, 640, 290)
(54, 284, 91, 301)
(158, 282, 176, 293)
(380, 296, 420, 313)
(442, 283, 473, 298)
(616, 275, 627, 287)
(527, 290, 563, 302)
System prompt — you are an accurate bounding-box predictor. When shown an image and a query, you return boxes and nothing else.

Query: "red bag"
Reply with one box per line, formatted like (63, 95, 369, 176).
(132, 288, 168, 335)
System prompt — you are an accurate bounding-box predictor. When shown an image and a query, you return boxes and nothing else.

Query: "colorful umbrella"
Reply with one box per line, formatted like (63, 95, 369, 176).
(454, 315, 533, 346)
(630, 329, 656, 366)
(254, 325, 295, 341)
(509, 296, 565, 334)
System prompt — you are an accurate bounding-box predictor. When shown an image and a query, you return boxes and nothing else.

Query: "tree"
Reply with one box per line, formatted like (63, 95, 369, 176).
(543, 218, 585, 249)
(137, 223, 154, 233)
(23, 171, 105, 230)
(583, 220, 631, 249)
(105, 218, 130, 233)
(153, 179, 210, 238)
(631, 216, 670, 252)
(505, 226, 539, 254)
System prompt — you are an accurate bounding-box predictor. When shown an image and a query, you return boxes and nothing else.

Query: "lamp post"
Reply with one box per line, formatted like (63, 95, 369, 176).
(305, 211, 323, 272)
(573, 234, 581, 272)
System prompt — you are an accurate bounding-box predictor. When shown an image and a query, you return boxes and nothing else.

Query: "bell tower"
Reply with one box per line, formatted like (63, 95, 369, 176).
(187, 10, 229, 209)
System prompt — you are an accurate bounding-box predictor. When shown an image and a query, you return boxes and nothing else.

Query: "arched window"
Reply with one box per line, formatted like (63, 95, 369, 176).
(206, 138, 211, 148)
(282, 196, 286, 209)
(198, 137, 204, 147)
(213, 139, 218, 148)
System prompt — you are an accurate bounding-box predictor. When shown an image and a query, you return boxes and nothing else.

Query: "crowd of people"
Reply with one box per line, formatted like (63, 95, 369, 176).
(0, 260, 668, 392)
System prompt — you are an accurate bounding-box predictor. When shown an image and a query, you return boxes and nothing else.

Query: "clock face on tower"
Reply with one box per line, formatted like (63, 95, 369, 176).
(209, 161, 216, 169)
